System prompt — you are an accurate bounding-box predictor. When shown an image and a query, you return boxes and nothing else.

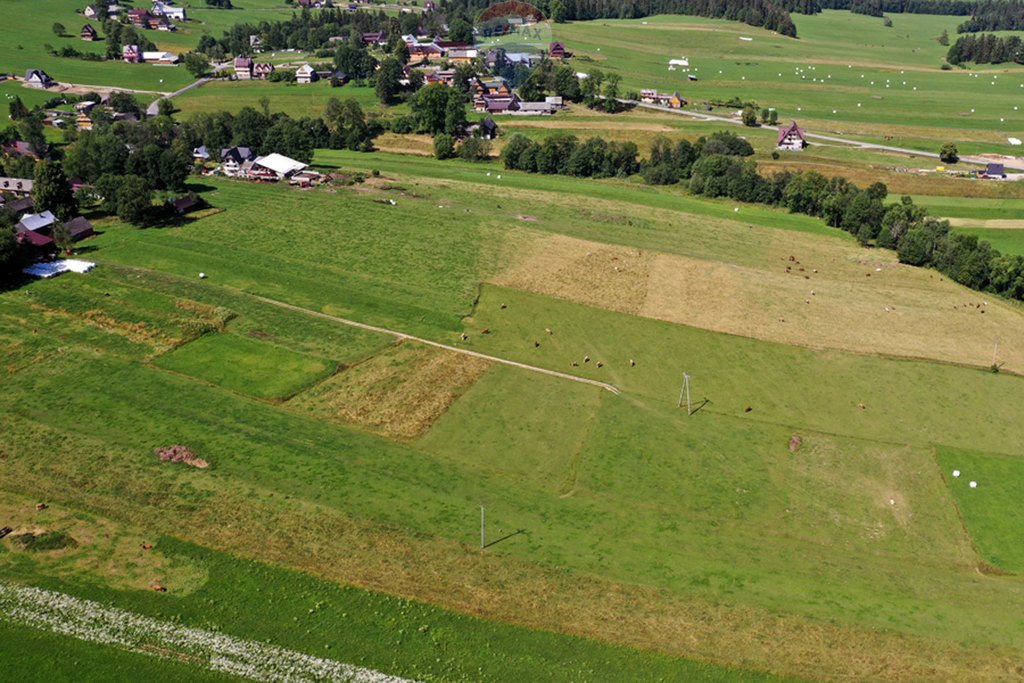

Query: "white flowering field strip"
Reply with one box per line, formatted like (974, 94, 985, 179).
(0, 583, 418, 683)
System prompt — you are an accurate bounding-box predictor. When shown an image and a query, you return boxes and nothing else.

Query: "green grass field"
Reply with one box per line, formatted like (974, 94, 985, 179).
(552, 12, 1024, 155)
(4, 152, 1024, 679)
(155, 331, 335, 400)
(6, 4, 1024, 679)
(934, 448, 1024, 573)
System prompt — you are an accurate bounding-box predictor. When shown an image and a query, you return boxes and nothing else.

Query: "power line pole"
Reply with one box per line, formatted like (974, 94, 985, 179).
(992, 340, 1000, 366)
(480, 504, 485, 550)
(678, 372, 692, 415)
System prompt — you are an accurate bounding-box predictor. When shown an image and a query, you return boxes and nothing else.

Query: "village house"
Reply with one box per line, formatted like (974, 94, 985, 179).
(63, 216, 95, 241)
(220, 147, 256, 176)
(152, 1, 186, 20)
(424, 69, 457, 86)
(193, 146, 210, 164)
(250, 153, 308, 180)
(16, 211, 57, 234)
(127, 8, 151, 26)
(143, 51, 179, 64)
(76, 112, 93, 131)
(296, 64, 319, 84)
(1, 141, 46, 159)
(480, 93, 519, 114)
(169, 195, 203, 215)
(549, 41, 573, 59)
(776, 121, 806, 151)
(407, 39, 444, 59)
(83, 4, 104, 20)
(982, 163, 1007, 179)
(16, 230, 56, 256)
(446, 48, 478, 64)
(361, 32, 387, 47)
(0, 178, 33, 195)
(24, 69, 54, 89)
(467, 116, 499, 140)
(147, 15, 175, 31)
(640, 89, 685, 108)
(80, 24, 98, 41)
(234, 56, 253, 79)
(2, 197, 35, 216)
(253, 62, 274, 79)
(122, 45, 142, 63)
(515, 101, 556, 116)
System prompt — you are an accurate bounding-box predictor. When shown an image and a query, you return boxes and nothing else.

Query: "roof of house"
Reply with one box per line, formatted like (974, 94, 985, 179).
(986, 162, 1006, 175)
(25, 69, 51, 82)
(82, 23, 97, 33)
(252, 153, 308, 176)
(143, 51, 177, 61)
(16, 230, 55, 248)
(517, 102, 554, 112)
(234, 56, 253, 68)
(17, 211, 56, 232)
(482, 116, 498, 131)
(296, 63, 316, 74)
(3, 197, 34, 215)
(777, 121, 805, 146)
(170, 195, 202, 213)
(0, 177, 33, 192)
(221, 146, 256, 163)
(63, 216, 94, 239)
(2, 140, 43, 158)
(193, 145, 209, 158)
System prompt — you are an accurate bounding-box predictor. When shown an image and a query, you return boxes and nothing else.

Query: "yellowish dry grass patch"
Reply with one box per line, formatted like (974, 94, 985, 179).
(494, 229, 1024, 373)
(0, 494, 208, 595)
(493, 232, 655, 315)
(945, 218, 1024, 229)
(288, 342, 491, 440)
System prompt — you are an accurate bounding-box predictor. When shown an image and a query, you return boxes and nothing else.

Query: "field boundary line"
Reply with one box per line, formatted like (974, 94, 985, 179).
(251, 295, 622, 395)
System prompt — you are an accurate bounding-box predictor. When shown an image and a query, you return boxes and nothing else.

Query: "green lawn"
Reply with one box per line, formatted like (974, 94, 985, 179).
(935, 448, 1024, 573)
(0, 535, 787, 682)
(956, 227, 1024, 256)
(155, 331, 335, 400)
(174, 81, 391, 118)
(553, 12, 1024, 156)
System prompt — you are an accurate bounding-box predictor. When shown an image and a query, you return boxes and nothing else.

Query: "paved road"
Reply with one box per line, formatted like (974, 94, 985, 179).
(631, 101, 1024, 171)
(252, 295, 623, 395)
(146, 77, 211, 116)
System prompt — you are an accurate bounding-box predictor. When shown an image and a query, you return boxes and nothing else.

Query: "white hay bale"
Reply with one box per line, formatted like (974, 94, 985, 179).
(952, 470, 960, 477)
(969, 481, 978, 488)
(199, 272, 207, 279)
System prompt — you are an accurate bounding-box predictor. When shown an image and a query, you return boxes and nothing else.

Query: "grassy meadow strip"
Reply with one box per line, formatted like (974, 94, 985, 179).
(0, 582, 417, 683)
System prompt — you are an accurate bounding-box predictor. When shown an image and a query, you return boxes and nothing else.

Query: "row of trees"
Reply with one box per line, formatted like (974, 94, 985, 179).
(455, 0, 797, 35)
(664, 147, 1024, 300)
(501, 133, 640, 178)
(957, 0, 1024, 32)
(946, 33, 1024, 65)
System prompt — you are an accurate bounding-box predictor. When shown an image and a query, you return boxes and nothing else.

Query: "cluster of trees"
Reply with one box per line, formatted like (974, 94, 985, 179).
(406, 84, 468, 136)
(957, 0, 1024, 31)
(433, 133, 491, 161)
(514, 61, 621, 110)
(501, 133, 640, 178)
(641, 132, 753, 184)
(947, 33, 1024, 65)
(102, 20, 157, 61)
(197, 8, 432, 59)
(179, 98, 379, 159)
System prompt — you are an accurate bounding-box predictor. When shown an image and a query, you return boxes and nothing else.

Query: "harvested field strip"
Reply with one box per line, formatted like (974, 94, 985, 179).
(0, 583, 417, 683)
(290, 342, 490, 440)
(945, 218, 1024, 230)
(252, 295, 621, 394)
